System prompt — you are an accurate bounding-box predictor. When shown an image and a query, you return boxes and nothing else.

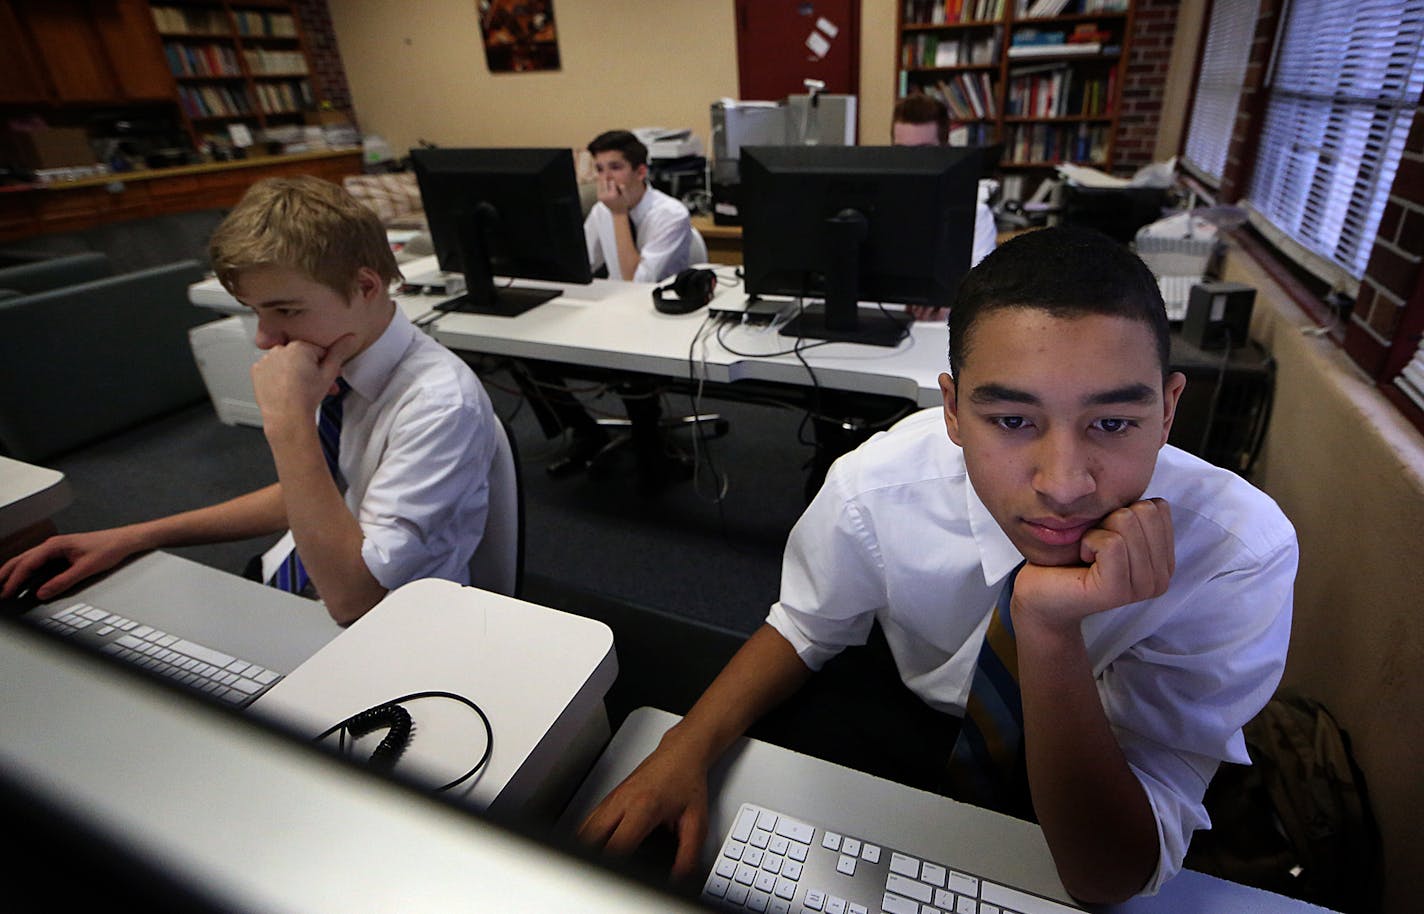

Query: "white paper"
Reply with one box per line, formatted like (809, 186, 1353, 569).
(228, 123, 254, 148)
(816, 17, 839, 38)
(806, 31, 830, 58)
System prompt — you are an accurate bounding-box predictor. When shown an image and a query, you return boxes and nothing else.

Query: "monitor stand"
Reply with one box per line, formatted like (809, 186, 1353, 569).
(775, 208, 910, 348)
(434, 285, 561, 317)
(779, 306, 909, 348)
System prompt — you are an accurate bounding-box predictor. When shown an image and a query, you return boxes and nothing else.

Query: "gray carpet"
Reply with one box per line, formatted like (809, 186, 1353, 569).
(45, 360, 824, 635)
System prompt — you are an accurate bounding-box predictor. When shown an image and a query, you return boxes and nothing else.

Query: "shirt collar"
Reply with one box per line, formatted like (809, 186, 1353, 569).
(965, 471, 1024, 587)
(338, 306, 412, 402)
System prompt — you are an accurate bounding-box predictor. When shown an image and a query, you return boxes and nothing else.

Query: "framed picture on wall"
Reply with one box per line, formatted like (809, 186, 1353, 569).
(478, 0, 561, 73)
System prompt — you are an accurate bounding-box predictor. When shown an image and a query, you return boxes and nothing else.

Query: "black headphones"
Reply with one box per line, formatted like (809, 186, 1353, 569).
(652, 268, 717, 314)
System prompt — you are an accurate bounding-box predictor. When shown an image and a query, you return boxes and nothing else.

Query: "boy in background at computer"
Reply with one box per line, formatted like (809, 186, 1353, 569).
(522, 129, 695, 476)
(892, 94, 998, 322)
(0, 176, 500, 625)
(576, 227, 1296, 903)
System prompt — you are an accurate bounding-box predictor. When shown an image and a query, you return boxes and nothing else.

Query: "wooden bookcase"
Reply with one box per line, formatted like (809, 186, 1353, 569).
(895, 1, 1134, 182)
(148, 0, 322, 151)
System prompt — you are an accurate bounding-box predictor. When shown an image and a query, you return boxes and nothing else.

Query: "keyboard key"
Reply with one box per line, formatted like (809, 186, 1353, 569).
(171, 639, 236, 668)
(756, 809, 779, 831)
(705, 875, 730, 898)
(881, 893, 918, 914)
(773, 877, 796, 900)
(955, 896, 977, 914)
(788, 841, 808, 862)
(773, 816, 814, 844)
(724, 841, 745, 861)
(744, 847, 764, 868)
(726, 883, 750, 906)
(860, 843, 881, 863)
(848, 905, 867, 914)
(769, 900, 791, 914)
(981, 880, 1084, 913)
(842, 837, 861, 857)
(715, 858, 737, 879)
(781, 860, 802, 880)
(762, 854, 783, 874)
(754, 871, 777, 893)
(769, 835, 789, 855)
(890, 852, 920, 877)
(948, 872, 979, 897)
(750, 828, 771, 849)
(822, 832, 842, 851)
(836, 854, 856, 876)
(747, 889, 770, 912)
(804, 890, 826, 911)
(922, 863, 947, 887)
(734, 863, 757, 885)
(824, 897, 846, 914)
(886, 873, 933, 904)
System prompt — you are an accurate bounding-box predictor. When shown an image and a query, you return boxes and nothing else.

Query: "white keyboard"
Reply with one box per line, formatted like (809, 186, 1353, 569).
(702, 802, 1084, 914)
(33, 602, 283, 707)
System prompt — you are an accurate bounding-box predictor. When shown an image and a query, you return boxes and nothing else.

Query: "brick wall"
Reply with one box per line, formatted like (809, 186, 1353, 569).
(1345, 107, 1424, 377)
(293, 0, 354, 118)
(1113, 0, 1179, 174)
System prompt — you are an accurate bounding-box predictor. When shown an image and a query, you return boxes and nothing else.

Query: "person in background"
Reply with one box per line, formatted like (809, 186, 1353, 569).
(892, 93, 999, 321)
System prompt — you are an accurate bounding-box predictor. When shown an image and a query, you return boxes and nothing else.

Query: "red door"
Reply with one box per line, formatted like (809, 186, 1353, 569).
(735, 0, 860, 103)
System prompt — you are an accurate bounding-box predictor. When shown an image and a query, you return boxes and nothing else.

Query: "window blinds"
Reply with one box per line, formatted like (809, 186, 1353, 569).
(1246, 0, 1424, 282)
(1183, 0, 1261, 182)
(1397, 336, 1424, 412)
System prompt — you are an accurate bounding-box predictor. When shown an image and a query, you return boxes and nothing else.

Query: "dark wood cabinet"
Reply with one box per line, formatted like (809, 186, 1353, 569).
(4, 0, 176, 105)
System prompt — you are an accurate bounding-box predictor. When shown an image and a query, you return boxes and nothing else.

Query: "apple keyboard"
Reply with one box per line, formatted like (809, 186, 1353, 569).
(702, 802, 1085, 914)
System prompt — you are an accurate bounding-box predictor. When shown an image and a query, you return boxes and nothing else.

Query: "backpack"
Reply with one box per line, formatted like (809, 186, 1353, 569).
(1184, 688, 1383, 913)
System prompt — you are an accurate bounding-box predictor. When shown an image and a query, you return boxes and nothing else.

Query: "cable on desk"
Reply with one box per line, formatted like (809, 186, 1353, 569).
(686, 313, 730, 505)
(317, 690, 493, 792)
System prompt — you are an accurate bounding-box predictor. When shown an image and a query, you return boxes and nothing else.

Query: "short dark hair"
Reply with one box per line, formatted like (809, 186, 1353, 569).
(892, 94, 950, 145)
(948, 226, 1171, 381)
(587, 129, 648, 169)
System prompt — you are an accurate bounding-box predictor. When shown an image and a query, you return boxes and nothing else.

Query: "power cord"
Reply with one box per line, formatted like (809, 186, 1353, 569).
(317, 690, 493, 791)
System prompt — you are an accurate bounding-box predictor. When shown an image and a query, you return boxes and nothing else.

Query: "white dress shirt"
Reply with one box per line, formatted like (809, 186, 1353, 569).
(335, 307, 497, 589)
(584, 184, 692, 283)
(766, 407, 1296, 894)
(971, 201, 996, 268)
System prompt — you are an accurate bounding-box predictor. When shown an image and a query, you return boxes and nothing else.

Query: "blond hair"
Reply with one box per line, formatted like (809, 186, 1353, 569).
(210, 176, 401, 298)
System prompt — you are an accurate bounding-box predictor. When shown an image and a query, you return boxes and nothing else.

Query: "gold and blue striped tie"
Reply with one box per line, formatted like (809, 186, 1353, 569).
(945, 562, 1034, 819)
(269, 378, 350, 594)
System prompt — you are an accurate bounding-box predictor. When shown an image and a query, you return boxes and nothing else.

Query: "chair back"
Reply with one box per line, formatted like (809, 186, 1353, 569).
(468, 416, 524, 597)
(689, 226, 709, 265)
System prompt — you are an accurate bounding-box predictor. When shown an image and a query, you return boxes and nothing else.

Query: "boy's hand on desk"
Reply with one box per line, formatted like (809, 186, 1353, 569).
(1013, 498, 1175, 636)
(252, 334, 361, 435)
(0, 529, 142, 602)
(576, 740, 711, 883)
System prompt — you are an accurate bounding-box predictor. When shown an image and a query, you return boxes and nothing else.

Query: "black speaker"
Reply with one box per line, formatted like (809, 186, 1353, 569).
(1182, 281, 1255, 350)
(652, 268, 717, 314)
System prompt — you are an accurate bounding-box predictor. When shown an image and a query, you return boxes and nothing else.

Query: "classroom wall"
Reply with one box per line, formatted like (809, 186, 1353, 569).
(325, 0, 736, 158)
(326, 1, 901, 161)
(1230, 249, 1424, 914)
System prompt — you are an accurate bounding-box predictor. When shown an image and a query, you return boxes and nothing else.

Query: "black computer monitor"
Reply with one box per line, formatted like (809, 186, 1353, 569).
(739, 145, 981, 347)
(410, 147, 593, 317)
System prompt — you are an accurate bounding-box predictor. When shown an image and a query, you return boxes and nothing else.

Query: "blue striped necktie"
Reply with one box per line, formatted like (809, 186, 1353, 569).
(945, 562, 1034, 819)
(268, 378, 351, 595)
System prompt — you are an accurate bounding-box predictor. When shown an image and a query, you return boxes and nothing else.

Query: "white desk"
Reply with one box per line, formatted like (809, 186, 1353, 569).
(252, 578, 619, 819)
(563, 707, 1338, 914)
(0, 456, 72, 540)
(188, 256, 948, 409)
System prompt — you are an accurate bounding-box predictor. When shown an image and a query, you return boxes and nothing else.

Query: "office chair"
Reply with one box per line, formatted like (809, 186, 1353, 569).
(468, 416, 524, 597)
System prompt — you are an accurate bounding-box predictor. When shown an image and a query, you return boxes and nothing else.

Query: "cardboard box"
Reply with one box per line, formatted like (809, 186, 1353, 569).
(3, 126, 96, 170)
(303, 109, 351, 127)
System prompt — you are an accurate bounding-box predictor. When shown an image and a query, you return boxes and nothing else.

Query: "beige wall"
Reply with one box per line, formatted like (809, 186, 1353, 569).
(1229, 250, 1424, 914)
(328, 1, 903, 159)
(327, 0, 737, 157)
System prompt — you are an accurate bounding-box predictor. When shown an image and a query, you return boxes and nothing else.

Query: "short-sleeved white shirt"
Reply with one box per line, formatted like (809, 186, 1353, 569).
(766, 408, 1296, 894)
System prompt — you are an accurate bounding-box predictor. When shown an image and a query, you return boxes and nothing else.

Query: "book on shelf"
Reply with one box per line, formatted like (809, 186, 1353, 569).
(1008, 41, 1102, 58)
(903, 0, 1006, 25)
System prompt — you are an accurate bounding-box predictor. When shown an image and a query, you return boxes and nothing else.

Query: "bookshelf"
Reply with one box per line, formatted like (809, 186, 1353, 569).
(896, 0, 1134, 187)
(149, 0, 320, 151)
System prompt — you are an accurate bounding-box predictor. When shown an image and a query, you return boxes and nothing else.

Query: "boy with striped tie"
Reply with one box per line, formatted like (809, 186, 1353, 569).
(1, 177, 498, 625)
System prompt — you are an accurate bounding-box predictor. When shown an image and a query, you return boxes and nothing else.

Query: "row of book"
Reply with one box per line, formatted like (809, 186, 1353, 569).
(1005, 63, 1114, 117)
(253, 80, 315, 114)
(233, 10, 298, 38)
(151, 5, 227, 35)
(901, 29, 1000, 67)
(923, 73, 999, 120)
(1004, 122, 1107, 164)
(178, 84, 252, 118)
(164, 42, 241, 77)
(1016, 0, 1128, 17)
(244, 48, 309, 75)
(903, 0, 1007, 25)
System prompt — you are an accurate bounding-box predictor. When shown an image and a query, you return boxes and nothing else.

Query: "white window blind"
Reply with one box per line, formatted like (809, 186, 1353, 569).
(1397, 336, 1424, 410)
(1183, 0, 1261, 182)
(1246, 0, 1424, 282)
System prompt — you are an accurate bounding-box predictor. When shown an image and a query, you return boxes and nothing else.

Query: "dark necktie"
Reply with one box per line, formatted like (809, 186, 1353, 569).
(945, 562, 1034, 819)
(268, 378, 350, 594)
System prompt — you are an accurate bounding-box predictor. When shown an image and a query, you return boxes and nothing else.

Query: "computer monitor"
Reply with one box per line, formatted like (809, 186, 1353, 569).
(739, 145, 981, 347)
(410, 147, 593, 317)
